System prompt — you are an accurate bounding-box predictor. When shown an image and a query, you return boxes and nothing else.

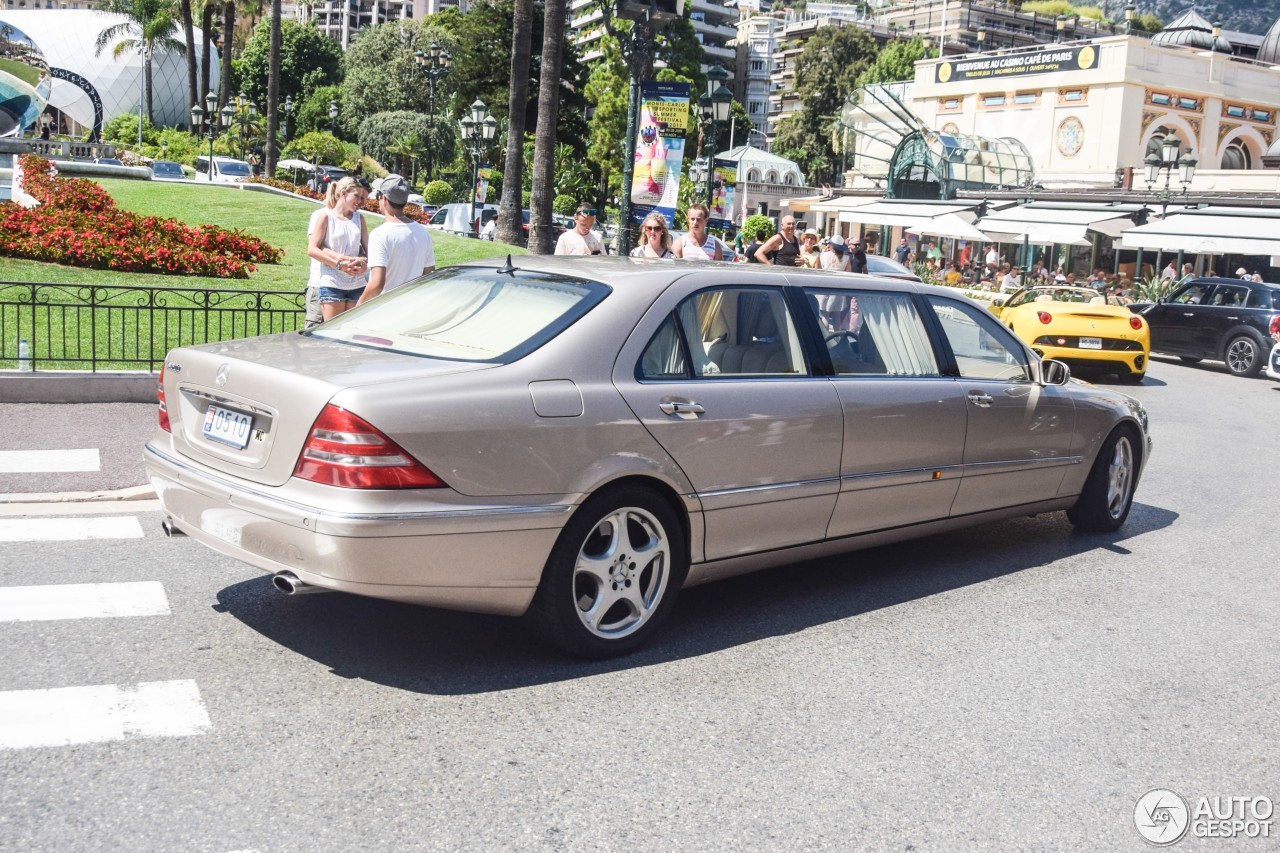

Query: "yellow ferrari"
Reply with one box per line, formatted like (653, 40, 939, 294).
(989, 285, 1150, 382)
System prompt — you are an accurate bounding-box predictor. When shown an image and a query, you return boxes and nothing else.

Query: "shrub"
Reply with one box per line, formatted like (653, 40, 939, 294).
(553, 194, 578, 217)
(422, 180, 453, 206)
(742, 213, 774, 240)
(1, 155, 281, 278)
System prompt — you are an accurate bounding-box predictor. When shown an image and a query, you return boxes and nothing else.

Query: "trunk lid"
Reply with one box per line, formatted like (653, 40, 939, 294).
(162, 332, 493, 487)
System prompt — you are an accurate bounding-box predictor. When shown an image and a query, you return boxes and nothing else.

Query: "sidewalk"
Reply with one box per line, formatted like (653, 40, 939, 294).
(0, 402, 157, 503)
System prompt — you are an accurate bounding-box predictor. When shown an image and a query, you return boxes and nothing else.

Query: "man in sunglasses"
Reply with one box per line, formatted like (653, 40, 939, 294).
(554, 203, 606, 256)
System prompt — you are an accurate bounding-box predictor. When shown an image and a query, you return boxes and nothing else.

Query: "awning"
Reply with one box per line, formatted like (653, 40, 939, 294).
(977, 204, 1139, 246)
(835, 200, 977, 227)
(904, 212, 990, 242)
(1119, 209, 1280, 257)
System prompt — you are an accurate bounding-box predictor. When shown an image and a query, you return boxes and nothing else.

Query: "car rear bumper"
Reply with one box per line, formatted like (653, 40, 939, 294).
(1033, 345, 1147, 375)
(1267, 342, 1280, 380)
(144, 443, 571, 616)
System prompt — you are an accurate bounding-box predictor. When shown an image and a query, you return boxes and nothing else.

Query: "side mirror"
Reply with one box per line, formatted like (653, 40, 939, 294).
(1041, 358, 1071, 386)
(992, 298, 1005, 308)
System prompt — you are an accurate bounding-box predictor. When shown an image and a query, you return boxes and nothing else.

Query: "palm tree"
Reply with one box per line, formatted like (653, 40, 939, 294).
(529, 0, 567, 254)
(496, 0, 533, 247)
(386, 132, 423, 181)
(264, 0, 280, 177)
(200, 0, 216, 107)
(179, 0, 197, 112)
(95, 0, 186, 123)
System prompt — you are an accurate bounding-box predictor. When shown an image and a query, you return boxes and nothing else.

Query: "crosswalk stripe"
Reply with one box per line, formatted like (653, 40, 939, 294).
(0, 449, 101, 473)
(0, 680, 211, 750)
(0, 582, 170, 623)
(0, 516, 144, 542)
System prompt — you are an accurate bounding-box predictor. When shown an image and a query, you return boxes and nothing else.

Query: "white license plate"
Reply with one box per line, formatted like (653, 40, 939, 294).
(202, 405, 253, 449)
(1079, 337, 1102, 349)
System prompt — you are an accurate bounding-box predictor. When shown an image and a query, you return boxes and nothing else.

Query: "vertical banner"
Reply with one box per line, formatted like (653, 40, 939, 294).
(631, 81, 690, 226)
(476, 165, 492, 203)
(708, 158, 737, 230)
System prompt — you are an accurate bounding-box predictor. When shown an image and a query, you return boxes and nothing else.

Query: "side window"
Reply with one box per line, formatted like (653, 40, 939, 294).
(639, 287, 807, 379)
(638, 316, 688, 379)
(1172, 284, 1210, 305)
(926, 296, 1032, 382)
(804, 289, 940, 376)
(1248, 289, 1276, 309)
(1210, 285, 1248, 306)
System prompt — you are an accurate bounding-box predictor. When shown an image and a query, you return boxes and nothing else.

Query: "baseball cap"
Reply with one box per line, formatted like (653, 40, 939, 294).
(372, 174, 410, 205)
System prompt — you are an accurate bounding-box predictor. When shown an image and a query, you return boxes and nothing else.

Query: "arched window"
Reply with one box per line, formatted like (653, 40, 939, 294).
(747, 168, 760, 182)
(784, 173, 795, 185)
(765, 170, 778, 184)
(1221, 141, 1252, 170)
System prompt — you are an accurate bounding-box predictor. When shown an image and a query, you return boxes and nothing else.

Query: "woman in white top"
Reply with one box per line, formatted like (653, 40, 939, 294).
(672, 203, 723, 260)
(630, 212, 674, 258)
(820, 235, 852, 272)
(308, 177, 369, 321)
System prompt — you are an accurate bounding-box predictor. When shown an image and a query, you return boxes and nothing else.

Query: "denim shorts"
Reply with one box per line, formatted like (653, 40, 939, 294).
(318, 285, 365, 304)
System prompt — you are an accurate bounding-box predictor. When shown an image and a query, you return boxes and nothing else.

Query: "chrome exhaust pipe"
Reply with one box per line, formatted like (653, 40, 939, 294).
(272, 571, 330, 595)
(160, 519, 186, 537)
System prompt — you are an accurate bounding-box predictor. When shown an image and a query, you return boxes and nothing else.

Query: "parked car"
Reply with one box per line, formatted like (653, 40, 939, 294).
(146, 259, 1151, 658)
(426, 202, 498, 236)
(195, 155, 251, 183)
(988, 285, 1150, 382)
(151, 160, 186, 180)
(309, 165, 348, 193)
(863, 254, 922, 282)
(94, 157, 123, 166)
(1130, 277, 1280, 376)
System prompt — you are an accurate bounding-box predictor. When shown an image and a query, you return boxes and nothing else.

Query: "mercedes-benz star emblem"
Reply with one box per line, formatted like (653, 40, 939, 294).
(214, 364, 231, 387)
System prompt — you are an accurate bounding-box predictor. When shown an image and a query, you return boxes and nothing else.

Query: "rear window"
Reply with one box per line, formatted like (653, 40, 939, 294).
(311, 267, 609, 362)
(217, 161, 250, 175)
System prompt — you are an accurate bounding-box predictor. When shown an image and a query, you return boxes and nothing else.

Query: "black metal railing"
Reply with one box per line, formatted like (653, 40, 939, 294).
(0, 282, 305, 372)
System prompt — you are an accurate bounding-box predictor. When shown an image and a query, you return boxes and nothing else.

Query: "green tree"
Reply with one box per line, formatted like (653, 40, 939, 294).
(357, 111, 453, 176)
(238, 19, 343, 118)
(497, 0, 534, 245)
(529, 0, 568, 253)
(742, 213, 774, 241)
(95, 0, 186, 123)
(552, 194, 577, 216)
(423, 180, 454, 205)
(282, 130, 346, 166)
(103, 112, 160, 146)
(855, 37, 927, 88)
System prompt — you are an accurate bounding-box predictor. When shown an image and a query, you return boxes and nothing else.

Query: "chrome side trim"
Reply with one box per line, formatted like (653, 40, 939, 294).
(697, 476, 841, 499)
(841, 464, 964, 483)
(145, 443, 574, 522)
(962, 456, 1083, 475)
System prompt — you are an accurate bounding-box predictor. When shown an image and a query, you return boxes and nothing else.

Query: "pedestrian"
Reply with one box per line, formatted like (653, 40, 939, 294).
(984, 243, 1000, 276)
(821, 235, 851, 272)
(1161, 260, 1176, 281)
(302, 180, 341, 329)
(630, 212, 674, 258)
(356, 174, 435, 306)
(926, 241, 943, 265)
(895, 236, 910, 265)
(755, 215, 802, 266)
(481, 214, 497, 241)
(851, 240, 868, 274)
(554, 203, 605, 255)
(672, 203, 724, 260)
(1236, 266, 1250, 280)
(799, 229, 822, 268)
(744, 229, 768, 264)
(308, 176, 369, 321)
(1001, 265, 1023, 293)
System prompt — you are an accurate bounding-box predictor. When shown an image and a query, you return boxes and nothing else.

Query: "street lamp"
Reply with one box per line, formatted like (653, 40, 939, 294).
(190, 90, 232, 182)
(976, 26, 986, 51)
(689, 157, 708, 199)
(459, 99, 496, 238)
(282, 94, 295, 143)
(1124, 3, 1136, 34)
(234, 92, 257, 161)
(697, 64, 733, 216)
(1143, 132, 1197, 217)
(329, 99, 339, 136)
(1056, 14, 1067, 42)
(415, 42, 451, 182)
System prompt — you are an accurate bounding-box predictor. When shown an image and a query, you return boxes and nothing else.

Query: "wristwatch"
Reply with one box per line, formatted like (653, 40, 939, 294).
(337, 259, 345, 272)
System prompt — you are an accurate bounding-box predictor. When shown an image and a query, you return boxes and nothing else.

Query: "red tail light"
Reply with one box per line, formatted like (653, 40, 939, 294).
(1129, 315, 1144, 331)
(1270, 314, 1280, 338)
(1037, 311, 1052, 324)
(293, 405, 445, 489)
(157, 364, 171, 432)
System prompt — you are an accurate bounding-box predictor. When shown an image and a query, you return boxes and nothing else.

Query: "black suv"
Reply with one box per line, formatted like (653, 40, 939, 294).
(1132, 277, 1280, 376)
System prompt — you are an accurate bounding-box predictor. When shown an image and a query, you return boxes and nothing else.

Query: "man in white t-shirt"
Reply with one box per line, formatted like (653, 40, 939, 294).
(357, 174, 435, 305)
(554, 203, 605, 255)
(984, 244, 1000, 274)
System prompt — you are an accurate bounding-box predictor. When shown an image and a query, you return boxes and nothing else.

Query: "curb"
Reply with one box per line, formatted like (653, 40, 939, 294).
(0, 484, 157, 504)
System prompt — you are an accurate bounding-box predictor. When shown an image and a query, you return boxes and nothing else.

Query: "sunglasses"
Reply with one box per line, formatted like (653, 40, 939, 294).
(576, 209, 597, 217)
(643, 225, 663, 232)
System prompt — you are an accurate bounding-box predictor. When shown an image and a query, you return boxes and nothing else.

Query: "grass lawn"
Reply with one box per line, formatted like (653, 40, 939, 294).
(1, 177, 527, 292)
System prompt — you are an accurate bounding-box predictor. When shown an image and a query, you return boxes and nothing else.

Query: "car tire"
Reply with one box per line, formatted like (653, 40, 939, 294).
(528, 485, 687, 659)
(1224, 334, 1265, 377)
(1067, 425, 1140, 532)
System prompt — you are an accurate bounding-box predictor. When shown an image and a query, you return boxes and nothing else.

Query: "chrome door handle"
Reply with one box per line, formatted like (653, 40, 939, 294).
(659, 401, 705, 415)
(1182, 312, 1195, 317)
(967, 392, 994, 408)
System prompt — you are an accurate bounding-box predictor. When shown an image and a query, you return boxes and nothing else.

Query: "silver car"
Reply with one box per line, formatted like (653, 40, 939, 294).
(146, 258, 1152, 658)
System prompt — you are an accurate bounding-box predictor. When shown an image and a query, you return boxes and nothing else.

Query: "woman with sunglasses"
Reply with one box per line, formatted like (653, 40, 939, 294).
(630, 212, 674, 258)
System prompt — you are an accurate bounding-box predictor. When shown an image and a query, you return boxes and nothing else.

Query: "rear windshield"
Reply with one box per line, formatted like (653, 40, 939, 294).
(217, 161, 250, 175)
(311, 267, 609, 362)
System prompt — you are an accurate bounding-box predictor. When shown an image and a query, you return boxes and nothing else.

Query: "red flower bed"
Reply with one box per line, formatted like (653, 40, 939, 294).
(0, 155, 283, 279)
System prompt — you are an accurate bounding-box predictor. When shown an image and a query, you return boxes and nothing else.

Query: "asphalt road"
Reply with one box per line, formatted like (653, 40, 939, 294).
(0, 357, 1277, 851)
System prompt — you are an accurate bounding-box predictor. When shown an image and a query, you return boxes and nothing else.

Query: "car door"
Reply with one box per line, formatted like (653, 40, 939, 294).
(923, 295, 1079, 516)
(1195, 283, 1252, 355)
(1145, 280, 1214, 355)
(617, 284, 843, 562)
(800, 286, 968, 537)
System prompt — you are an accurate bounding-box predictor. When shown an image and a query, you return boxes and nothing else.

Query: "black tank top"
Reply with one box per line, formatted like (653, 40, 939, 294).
(774, 233, 801, 267)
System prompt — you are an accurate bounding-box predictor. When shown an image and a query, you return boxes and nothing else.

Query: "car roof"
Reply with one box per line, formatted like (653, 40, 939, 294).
(1185, 276, 1277, 290)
